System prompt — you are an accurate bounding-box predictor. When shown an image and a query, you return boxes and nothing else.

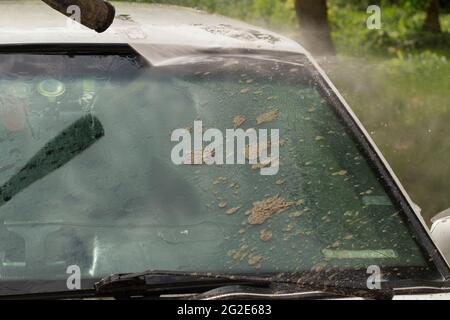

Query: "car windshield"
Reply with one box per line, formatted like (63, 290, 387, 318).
(0, 48, 441, 294)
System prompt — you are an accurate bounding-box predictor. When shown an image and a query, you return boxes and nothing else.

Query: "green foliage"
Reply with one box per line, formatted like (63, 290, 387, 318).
(329, 2, 450, 57)
(386, 51, 449, 86)
(115, 0, 449, 58)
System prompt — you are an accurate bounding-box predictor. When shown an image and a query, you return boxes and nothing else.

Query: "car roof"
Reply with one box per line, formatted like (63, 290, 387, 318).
(0, 0, 306, 54)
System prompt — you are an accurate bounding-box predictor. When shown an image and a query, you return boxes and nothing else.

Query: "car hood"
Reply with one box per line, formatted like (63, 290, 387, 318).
(0, 0, 306, 54)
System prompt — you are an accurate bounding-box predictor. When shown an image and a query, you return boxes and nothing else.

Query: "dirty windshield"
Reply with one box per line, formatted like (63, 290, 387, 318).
(0, 50, 440, 291)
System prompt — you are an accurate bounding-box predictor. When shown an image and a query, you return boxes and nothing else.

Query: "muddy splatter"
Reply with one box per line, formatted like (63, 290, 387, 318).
(213, 176, 227, 185)
(248, 255, 263, 267)
(245, 142, 259, 161)
(251, 160, 270, 170)
(188, 148, 203, 164)
(245, 140, 276, 161)
(230, 244, 250, 261)
(289, 211, 303, 218)
(332, 170, 347, 176)
(256, 109, 279, 125)
(226, 206, 241, 215)
(311, 262, 327, 273)
(218, 201, 227, 208)
(187, 148, 214, 164)
(248, 195, 294, 225)
(233, 115, 247, 128)
(197, 24, 281, 44)
(260, 229, 273, 241)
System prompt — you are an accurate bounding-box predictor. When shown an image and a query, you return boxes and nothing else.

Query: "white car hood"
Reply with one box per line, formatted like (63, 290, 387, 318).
(0, 0, 306, 55)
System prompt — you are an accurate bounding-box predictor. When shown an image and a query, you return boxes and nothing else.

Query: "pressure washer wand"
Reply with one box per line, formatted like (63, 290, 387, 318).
(41, 0, 115, 33)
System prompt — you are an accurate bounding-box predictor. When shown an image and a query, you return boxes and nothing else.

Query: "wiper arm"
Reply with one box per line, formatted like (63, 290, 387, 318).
(188, 284, 351, 300)
(94, 270, 394, 300)
(94, 270, 272, 298)
(0, 115, 104, 208)
(0, 270, 394, 300)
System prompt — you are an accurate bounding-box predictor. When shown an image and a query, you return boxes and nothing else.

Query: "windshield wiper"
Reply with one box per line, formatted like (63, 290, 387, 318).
(0, 115, 104, 208)
(0, 270, 395, 300)
(93, 270, 394, 300)
(94, 270, 272, 298)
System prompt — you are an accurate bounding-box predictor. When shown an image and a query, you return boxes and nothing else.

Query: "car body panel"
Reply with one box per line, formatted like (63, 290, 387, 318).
(431, 210, 450, 263)
(0, 0, 305, 54)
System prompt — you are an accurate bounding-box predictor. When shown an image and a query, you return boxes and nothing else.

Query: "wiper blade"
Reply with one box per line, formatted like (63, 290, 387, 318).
(0, 115, 104, 208)
(94, 270, 394, 300)
(94, 270, 272, 297)
(0, 270, 394, 300)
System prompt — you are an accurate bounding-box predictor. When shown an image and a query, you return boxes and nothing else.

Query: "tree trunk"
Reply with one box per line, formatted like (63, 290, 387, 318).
(423, 0, 442, 33)
(294, 0, 335, 56)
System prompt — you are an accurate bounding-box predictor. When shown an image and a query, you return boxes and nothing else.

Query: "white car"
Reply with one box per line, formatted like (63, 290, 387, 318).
(0, 0, 449, 300)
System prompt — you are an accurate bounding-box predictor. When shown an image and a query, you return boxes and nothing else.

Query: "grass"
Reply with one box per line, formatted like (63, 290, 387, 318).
(113, 0, 450, 222)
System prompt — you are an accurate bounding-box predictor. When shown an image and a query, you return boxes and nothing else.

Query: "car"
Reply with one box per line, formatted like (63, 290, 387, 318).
(430, 209, 450, 263)
(0, 0, 449, 300)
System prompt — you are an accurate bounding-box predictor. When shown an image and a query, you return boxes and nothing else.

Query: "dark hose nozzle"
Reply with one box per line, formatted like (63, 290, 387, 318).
(41, 0, 115, 33)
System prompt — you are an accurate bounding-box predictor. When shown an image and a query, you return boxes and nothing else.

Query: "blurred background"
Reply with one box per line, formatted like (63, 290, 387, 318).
(117, 0, 449, 223)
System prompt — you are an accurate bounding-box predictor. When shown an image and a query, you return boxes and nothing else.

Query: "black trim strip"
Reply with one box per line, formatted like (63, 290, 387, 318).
(0, 43, 135, 55)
